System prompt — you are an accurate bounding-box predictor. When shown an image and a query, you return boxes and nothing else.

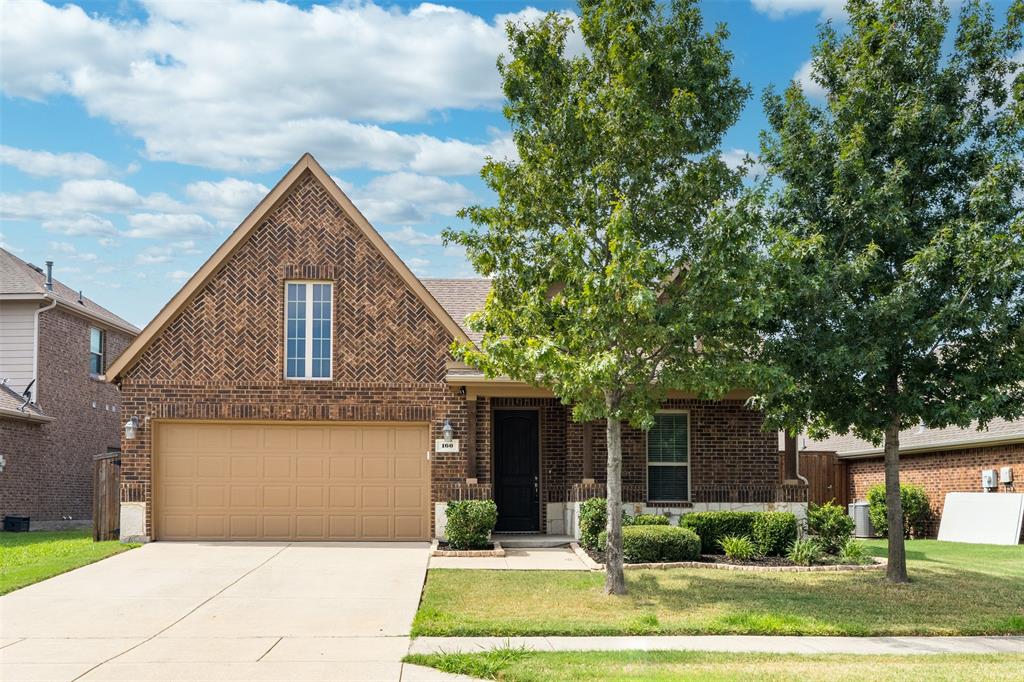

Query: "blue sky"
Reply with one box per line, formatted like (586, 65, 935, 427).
(0, 0, 1012, 328)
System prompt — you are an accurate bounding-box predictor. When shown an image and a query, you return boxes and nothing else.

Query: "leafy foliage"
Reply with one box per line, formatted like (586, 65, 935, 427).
(751, 512, 799, 557)
(680, 511, 757, 554)
(599, 525, 701, 563)
(579, 497, 609, 550)
(787, 537, 823, 566)
(627, 513, 670, 526)
(719, 535, 757, 561)
(867, 484, 932, 538)
(445, 500, 498, 550)
(839, 538, 871, 565)
(807, 501, 856, 554)
(754, 0, 1024, 580)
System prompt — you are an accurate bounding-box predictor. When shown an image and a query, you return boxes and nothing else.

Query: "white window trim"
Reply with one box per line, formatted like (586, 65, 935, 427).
(283, 280, 334, 381)
(645, 409, 691, 504)
(89, 327, 105, 376)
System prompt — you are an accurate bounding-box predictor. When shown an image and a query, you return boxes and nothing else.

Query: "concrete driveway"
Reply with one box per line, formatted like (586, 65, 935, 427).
(0, 541, 444, 681)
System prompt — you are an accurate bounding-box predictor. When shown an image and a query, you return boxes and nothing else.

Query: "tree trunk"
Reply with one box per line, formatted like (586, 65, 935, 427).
(604, 413, 626, 595)
(884, 418, 909, 583)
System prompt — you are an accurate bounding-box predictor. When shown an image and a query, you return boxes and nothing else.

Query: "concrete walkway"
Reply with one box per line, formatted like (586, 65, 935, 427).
(429, 547, 589, 570)
(409, 635, 1024, 656)
(0, 541, 457, 681)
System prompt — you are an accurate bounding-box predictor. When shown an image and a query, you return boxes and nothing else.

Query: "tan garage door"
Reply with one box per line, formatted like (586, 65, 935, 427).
(154, 422, 430, 541)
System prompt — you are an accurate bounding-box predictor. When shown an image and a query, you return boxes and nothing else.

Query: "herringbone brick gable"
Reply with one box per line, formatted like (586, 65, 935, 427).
(125, 170, 453, 384)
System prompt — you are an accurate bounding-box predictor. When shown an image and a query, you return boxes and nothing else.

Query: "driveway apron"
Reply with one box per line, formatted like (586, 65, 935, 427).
(0, 541, 431, 681)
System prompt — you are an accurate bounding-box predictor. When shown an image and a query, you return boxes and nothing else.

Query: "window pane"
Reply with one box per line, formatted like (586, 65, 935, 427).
(648, 466, 688, 502)
(648, 413, 688, 464)
(90, 328, 102, 354)
(90, 353, 103, 374)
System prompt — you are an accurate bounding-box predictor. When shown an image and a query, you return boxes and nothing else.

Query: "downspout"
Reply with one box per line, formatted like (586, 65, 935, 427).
(31, 294, 57, 404)
(795, 435, 809, 486)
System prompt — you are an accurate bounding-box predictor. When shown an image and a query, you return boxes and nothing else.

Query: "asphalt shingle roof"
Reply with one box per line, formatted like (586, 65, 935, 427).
(0, 247, 139, 334)
(0, 381, 46, 419)
(806, 416, 1024, 456)
(421, 278, 490, 345)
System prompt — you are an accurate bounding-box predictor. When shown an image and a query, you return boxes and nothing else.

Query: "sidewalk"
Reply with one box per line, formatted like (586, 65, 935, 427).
(409, 635, 1024, 656)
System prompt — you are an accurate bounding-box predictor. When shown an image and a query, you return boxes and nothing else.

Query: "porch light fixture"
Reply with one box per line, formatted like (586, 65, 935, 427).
(124, 416, 140, 441)
(442, 419, 454, 443)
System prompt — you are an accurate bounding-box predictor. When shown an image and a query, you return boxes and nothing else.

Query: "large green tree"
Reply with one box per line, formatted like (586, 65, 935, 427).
(758, 0, 1024, 582)
(446, 0, 762, 594)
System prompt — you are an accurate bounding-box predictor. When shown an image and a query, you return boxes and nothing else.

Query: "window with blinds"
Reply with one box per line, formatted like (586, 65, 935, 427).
(647, 412, 689, 502)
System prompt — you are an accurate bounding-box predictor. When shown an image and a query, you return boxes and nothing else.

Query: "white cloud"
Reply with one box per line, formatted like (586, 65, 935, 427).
(125, 213, 215, 239)
(167, 270, 191, 283)
(0, 145, 111, 178)
(184, 178, 269, 223)
(381, 226, 444, 246)
(134, 246, 173, 264)
(41, 214, 117, 237)
(348, 172, 475, 224)
(751, 0, 846, 19)
(47, 240, 98, 261)
(794, 59, 827, 100)
(0, 0, 557, 173)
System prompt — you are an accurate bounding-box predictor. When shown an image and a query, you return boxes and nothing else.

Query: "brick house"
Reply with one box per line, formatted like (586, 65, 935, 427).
(0, 249, 138, 529)
(106, 154, 804, 543)
(806, 420, 1023, 537)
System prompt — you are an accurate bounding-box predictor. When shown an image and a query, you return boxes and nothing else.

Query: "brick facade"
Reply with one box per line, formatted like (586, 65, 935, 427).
(0, 306, 132, 525)
(847, 443, 1024, 536)
(117, 170, 782, 539)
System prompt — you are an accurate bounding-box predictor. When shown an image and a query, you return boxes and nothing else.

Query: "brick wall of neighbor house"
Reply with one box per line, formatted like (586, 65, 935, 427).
(0, 307, 132, 524)
(33, 307, 132, 522)
(847, 443, 1024, 536)
(118, 170, 467, 538)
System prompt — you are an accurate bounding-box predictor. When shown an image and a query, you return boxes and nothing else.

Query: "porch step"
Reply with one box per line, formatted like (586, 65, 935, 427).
(492, 534, 576, 548)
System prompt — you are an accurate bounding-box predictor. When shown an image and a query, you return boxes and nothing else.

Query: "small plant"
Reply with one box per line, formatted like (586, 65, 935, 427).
(598, 525, 700, 563)
(866, 484, 932, 538)
(806, 501, 855, 554)
(838, 538, 870, 565)
(718, 535, 756, 561)
(628, 513, 670, 526)
(786, 537, 822, 566)
(444, 500, 497, 550)
(751, 512, 798, 556)
(578, 497, 607, 550)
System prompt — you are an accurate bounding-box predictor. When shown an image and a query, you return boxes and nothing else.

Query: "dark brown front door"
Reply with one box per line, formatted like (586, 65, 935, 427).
(494, 410, 540, 532)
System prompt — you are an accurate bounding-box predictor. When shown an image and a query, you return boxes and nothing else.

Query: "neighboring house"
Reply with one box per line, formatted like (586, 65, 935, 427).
(106, 154, 803, 543)
(806, 420, 1023, 535)
(0, 249, 139, 529)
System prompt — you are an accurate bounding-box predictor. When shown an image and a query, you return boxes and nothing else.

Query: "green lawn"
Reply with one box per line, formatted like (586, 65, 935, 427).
(0, 530, 137, 595)
(405, 649, 1024, 682)
(412, 539, 1024, 636)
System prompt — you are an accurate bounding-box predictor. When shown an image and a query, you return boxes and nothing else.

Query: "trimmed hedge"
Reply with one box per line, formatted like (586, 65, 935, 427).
(445, 499, 497, 550)
(807, 501, 855, 553)
(680, 511, 797, 556)
(598, 525, 701, 563)
(627, 513, 670, 526)
(867, 484, 932, 538)
(751, 512, 799, 556)
(578, 497, 608, 550)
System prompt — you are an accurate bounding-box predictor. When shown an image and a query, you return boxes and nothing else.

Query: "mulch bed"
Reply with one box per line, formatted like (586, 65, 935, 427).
(437, 541, 496, 551)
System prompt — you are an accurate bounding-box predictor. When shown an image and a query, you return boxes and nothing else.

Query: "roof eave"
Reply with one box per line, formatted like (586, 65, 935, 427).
(834, 432, 1024, 459)
(0, 407, 54, 423)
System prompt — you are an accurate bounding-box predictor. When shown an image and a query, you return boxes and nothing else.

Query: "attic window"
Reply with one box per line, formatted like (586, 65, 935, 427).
(285, 281, 333, 380)
(89, 327, 105, 375)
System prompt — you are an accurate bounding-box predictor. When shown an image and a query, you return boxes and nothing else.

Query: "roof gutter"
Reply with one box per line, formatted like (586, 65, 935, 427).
(0, 406, 54, 423)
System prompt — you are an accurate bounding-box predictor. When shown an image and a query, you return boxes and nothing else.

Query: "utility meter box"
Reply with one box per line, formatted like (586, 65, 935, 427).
(1000, 466, 1013, 484)
(981, 469, 998, 489)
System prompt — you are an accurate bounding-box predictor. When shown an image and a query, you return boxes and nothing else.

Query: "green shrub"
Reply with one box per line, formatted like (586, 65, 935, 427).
(787, 537, 822, 566)
(445, 500, 497, 550)
(751, 512, 798, 556)
(866, 484, 932, 538)
(719, 535, 757, 561)
(628, 513, 670, 526)
(579, 497, 608, 550)
(598, 525, 701, 563)
(679, 511, 756, 554)
(838, 538, 870, 565)
(806, 501, 855, 553)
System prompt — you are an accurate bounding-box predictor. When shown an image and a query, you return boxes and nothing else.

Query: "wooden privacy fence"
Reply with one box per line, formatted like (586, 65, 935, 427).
(779, 451, 848, 507)
(93, 450, 121, 541)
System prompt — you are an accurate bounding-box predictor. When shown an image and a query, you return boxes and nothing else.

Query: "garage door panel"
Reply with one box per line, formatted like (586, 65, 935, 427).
(155, 422, 429, 541)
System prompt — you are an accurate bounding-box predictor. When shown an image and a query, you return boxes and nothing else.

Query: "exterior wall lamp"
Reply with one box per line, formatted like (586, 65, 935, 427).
(124, 416, 140, 440)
